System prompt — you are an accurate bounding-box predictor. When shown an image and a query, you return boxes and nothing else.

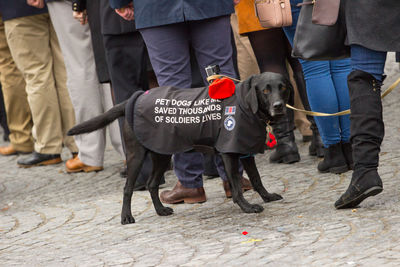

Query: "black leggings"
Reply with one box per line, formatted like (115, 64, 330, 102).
(247, 28, 302, 77)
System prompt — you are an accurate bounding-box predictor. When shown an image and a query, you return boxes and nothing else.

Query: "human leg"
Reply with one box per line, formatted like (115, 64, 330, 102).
(283, 6, 348, 172)
(48, 0, 108, 168)
(103, 31, 155, 187)
(335, 45, 386, 209)
(0, 17, 33, 154)
(285, 40, 324, 157)
(247, 28, 300, 164)
(140, 23, 206, 202)
(0, 85, 9, 141)
(190, 16, 248, 186)
(5, 14, 65, 166)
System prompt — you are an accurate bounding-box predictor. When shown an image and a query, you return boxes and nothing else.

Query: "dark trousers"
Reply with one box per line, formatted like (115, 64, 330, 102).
(103, 32, 149, 104)
(103, 31, 151, 181)
(139, 15, 238, 188)
(0, 84, 9, 139)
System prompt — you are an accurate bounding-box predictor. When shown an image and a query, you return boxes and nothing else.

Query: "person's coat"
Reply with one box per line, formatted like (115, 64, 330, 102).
(72, 0, 137, 35)
(235, 0, 265, 35)
(0, 0, 48, 21)
(342, 0, 400, 52)
(109, 0, 235, 29)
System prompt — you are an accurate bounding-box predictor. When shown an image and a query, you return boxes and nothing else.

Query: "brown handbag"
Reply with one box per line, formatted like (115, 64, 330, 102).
(254, 0, 292, 28)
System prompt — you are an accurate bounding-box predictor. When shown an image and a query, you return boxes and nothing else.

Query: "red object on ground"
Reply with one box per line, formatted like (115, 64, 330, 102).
(208, 78, 236, 99)
(266, 132, 277, 148)
(242, 231, 248, 235)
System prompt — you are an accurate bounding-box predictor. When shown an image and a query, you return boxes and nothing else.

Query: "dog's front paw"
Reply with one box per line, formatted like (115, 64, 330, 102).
(121, 213, 135, 225)
(262, 193, 283, 203)
(156, 207, 174, 216)
(243, 204, 264, 213)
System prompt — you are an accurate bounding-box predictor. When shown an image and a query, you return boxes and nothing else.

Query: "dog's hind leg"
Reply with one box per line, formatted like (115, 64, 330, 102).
(240, 156, 283, 202)
(148, 152, 174, 216)
(121, 120, 147, 225)
(220, 153, 264, 213)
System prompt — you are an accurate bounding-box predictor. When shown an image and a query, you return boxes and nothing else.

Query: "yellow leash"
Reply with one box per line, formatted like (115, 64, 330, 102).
(207, 74, 400, 117)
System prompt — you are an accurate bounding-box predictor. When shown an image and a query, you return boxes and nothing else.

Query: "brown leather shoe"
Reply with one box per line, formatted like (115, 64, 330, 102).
(160, 181, 206, 204)
(0, 145, 17, 156)
(66, 157, 103, 173)
(223, 177, 253, 198)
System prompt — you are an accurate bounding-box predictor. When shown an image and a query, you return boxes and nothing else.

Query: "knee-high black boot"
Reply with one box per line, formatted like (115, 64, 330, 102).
(292, 71, 324, 157)
(269, 105, 300, 164)
(335, 70, 384, 209)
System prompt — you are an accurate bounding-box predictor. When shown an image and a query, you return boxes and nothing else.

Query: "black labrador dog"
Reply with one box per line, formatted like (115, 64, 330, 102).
(68, 72, 289, 224)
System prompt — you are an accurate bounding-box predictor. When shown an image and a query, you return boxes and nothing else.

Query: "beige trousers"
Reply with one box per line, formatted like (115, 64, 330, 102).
(0, 17, 33, 152)
(4, 13, 78, 154)
(47, 1, 123, 166)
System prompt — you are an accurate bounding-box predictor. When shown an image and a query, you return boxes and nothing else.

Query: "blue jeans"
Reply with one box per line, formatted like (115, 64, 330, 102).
(283, 0, 352, 146)
(350, 45, 387, 81)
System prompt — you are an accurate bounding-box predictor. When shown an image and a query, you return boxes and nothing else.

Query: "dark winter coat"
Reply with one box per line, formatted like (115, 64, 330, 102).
(0, 0, 47, 21)
(109, 0, 235, 29)
(342, 0, 400, 52)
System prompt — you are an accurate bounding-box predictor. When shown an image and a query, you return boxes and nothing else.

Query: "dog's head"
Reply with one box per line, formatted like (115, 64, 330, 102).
(240, 72, 291, 117)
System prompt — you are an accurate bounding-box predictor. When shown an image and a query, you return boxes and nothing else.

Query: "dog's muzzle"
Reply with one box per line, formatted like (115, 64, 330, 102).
(270, 100, 285, 117)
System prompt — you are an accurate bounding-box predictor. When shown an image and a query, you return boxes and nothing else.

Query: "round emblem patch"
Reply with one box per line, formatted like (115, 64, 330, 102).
(224, 116, 236, 131)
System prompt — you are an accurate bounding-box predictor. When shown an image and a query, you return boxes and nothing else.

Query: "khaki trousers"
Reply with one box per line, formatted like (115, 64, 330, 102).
(4, 13, 78, 154)
(0, 17, 33, 152)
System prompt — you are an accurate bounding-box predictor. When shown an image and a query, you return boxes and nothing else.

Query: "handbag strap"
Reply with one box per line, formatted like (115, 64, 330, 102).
(297, 0, 314, 6)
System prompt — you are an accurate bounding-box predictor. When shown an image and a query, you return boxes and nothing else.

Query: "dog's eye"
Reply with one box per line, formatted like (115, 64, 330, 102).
(263, 88, 270, 94)
(281, 87, 287, 91)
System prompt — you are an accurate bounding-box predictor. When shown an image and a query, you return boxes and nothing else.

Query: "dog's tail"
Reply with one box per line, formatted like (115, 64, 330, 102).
(67, 100, 127, 136)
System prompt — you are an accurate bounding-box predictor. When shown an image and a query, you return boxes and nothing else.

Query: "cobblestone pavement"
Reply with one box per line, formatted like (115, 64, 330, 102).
(1, 55, 400, 266)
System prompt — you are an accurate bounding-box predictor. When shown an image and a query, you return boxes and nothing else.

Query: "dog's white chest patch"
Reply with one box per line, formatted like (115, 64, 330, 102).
(224, 116, 236, 131)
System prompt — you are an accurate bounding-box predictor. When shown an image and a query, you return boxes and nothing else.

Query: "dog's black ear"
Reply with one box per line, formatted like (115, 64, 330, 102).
(283, 77, 293, 103)
(245, 83, 259, 114)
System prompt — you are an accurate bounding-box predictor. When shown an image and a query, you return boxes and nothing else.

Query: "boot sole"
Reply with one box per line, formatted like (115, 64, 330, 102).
(309, 147, 324, 158)
(18, 158, 62, 168)
(161, 196, 207, 204)
(270, 153, 300, 164)
(66, 166, 103, 173)
(319, 165, 349, 174)
(335, 186, 383, 209)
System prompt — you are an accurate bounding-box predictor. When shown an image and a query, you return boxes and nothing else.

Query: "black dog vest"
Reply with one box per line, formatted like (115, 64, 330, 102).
(125, 84, 267, 155)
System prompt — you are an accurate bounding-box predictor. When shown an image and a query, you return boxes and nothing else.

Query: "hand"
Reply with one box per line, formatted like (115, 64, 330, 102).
(73, 10, 88, 25)
(233, 0, 240, 5)
(27, 0, 45, 8)
(115, 3, 134, 21)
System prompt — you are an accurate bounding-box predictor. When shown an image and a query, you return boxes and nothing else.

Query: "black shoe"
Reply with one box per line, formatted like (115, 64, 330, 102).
(309, 129, 324, 158)
(269, 112, 300, 164)
(317, 143, 349, 174)
(269, 141, 300, 164)
(341, 142, 354, 170)
(302, 135, 312, 142)
(335, 170, 383, 209)
(119, 166, 127, 178)
(17, 151, 62, 168)
(3, 133, 9, 142)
